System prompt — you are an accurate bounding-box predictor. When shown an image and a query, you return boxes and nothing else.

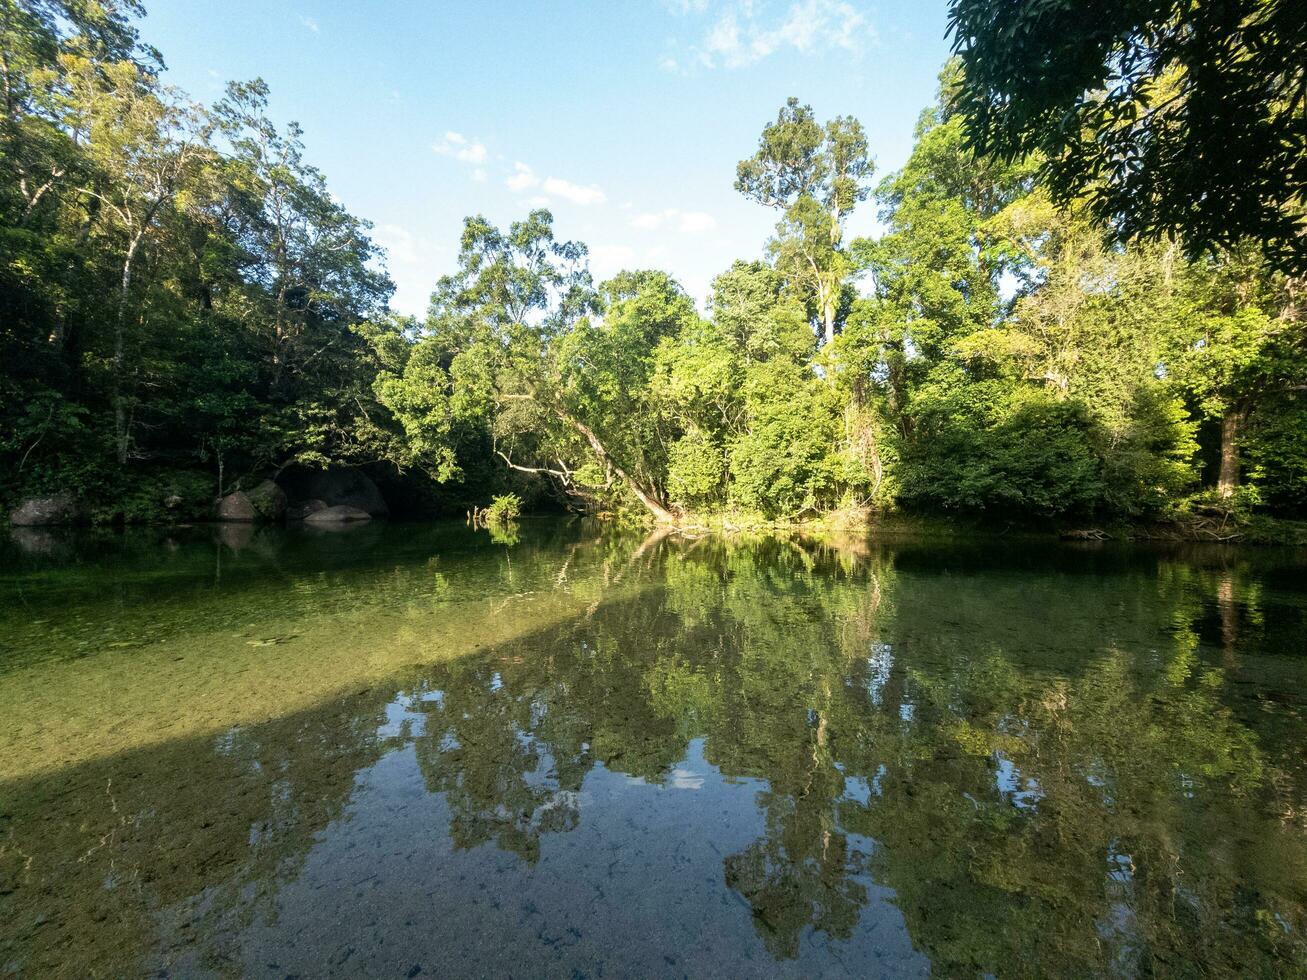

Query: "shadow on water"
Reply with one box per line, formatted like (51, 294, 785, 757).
(1, 523, 1305, 976)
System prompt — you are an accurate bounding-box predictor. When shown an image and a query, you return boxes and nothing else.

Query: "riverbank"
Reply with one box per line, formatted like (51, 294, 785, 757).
(655, 506, 1307, 547)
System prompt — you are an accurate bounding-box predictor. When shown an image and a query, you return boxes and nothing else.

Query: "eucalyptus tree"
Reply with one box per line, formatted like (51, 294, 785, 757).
(213, 80, 391, 400)
(402, 210, 684, 521)
(63, 54, 211, 464)
(736, 98, 874, 345)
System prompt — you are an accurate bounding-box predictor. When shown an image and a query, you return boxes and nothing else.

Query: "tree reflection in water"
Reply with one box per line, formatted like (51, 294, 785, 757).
(1, 523, 1304, 976)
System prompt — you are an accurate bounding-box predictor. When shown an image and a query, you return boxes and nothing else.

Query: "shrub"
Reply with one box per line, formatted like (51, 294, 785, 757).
(484, 492, 522, 525)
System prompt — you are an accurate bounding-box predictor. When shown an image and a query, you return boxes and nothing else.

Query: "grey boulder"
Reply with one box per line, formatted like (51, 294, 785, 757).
(287, 498, 328, 521)
(10, 495, 78, 526)
(247, 479, 287, 521)
(301, 467, 388, 517)
(215, 491, 257, 522)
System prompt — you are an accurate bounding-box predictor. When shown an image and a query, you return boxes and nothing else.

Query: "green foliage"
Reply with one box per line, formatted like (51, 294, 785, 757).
(666, 430, 725, 508)
(947, 0, 1307, 271)
(729, 361, 841, 516)
(900, 373, 1105, 516)
(372, 335, 460, 482)
(3, 7, 1302, 529)
(1247, 400, 1307, 514)
(0, 1, 418, 522)
(484, 493, 522, 525)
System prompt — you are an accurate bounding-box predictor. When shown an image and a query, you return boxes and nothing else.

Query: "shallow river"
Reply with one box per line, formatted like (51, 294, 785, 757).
(1, 520, 1305, 977)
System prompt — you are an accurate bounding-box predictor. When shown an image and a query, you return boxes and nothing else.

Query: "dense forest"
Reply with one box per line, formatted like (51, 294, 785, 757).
(2, 0, 1304, 529)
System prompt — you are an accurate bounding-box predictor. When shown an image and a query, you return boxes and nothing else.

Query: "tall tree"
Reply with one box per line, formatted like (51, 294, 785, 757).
(1168, 252, 1306, 501)
(65, 54, 209, 463)
(736, 98, 874, 345)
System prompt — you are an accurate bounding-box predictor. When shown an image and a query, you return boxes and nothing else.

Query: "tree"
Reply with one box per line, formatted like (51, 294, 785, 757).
(0, 2, 409, 520)
(65, 55, 209, 464)
(981, 190, 1201, 514)
(947, 0, 1307, 272)
(1168, 253, 1306, 501)
(736, 98, 874, 345)
(419, 210, 680, 522)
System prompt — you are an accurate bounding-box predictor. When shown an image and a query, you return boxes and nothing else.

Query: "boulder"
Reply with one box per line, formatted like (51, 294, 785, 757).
(299, 467, 388, 517)
(215, 491, 256, 522)
(287, 498, 328, 521)
(247, 479, 287, 521)
(10, 495, 78, 526)
(303, 505, 372, 524)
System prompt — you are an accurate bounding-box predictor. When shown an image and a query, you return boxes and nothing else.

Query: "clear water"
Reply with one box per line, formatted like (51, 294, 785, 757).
(1, 520, 1305, 977)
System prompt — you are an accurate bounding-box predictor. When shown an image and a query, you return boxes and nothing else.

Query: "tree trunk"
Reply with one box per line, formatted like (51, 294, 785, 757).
(114, 239, 140, 467)
(1217, 406, 1247, 500)
(824, 206, 841, 346)
(555, 408, 675, 523)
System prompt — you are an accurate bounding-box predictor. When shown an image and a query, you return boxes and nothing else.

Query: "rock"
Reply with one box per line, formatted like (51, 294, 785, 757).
(287, 498, 328, 521)
(10, 495, 78, 526)
(298, 467, 388, 517)
(1060, 528, 1107, 541)
(303, 505, 372, 524)
(246, 480, 287, 521)
(215, 491, 256, 522)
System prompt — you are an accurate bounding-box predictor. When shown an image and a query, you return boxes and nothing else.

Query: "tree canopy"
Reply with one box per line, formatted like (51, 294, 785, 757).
(946, 0, 1307, 272)
(1, 1, 1303, 531)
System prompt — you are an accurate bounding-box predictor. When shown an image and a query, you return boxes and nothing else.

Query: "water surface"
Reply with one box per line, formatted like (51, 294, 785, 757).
(1, 520, 1305, 977)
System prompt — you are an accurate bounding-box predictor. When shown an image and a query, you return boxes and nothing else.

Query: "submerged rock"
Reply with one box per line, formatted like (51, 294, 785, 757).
(10, 495, 78, 526)
(216, 522, 256, 551)
(303, 504, 372, 524)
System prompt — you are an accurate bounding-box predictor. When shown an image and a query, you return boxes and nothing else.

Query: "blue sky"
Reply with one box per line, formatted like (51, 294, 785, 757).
(144, 1, 952, 315)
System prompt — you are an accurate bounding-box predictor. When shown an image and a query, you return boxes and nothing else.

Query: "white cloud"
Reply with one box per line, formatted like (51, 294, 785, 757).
(630, 208, 717, 233)
(665, 0, 873, 72)
(433, 131, 488, 165)
(299, 15, 319, 33)
(506, 162, 605, 207)
(542, 176, 606, 206)
(472, 168, 487, 183)
(506, 161, 539, 192)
